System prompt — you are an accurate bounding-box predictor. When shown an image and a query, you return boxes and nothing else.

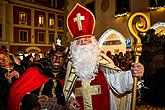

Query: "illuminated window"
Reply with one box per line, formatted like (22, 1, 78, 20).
(19, 12, 27, 24)
(38, 15, 44, 25)
(49, 33, 55, 43)
(38, 32, 45, 43)
(56, 0, 65, 10)
(49, 17, 55, 27)
(19, 30, 28, 42)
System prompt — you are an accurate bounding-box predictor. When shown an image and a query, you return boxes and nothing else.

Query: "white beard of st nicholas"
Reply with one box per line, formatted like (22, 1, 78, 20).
(69, 41, 100, 81)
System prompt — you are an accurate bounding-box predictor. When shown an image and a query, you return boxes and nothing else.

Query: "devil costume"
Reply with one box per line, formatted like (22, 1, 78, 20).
(8, 45, 67, 110)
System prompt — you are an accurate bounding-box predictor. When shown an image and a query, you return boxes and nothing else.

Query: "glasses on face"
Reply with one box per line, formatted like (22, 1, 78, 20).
(76, 37, 91, 45)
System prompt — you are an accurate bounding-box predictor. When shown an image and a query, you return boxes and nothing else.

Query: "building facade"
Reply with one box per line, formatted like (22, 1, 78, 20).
(0, 0, 164, 56)
(0, 0, 66, 56)
(67, 0, 165, 54)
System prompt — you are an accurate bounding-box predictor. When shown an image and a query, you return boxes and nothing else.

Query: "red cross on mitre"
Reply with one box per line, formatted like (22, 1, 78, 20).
(67, 3, 95, 40)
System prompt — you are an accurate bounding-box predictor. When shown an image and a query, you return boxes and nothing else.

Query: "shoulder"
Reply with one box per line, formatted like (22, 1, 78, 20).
(98, 52, 121, 71)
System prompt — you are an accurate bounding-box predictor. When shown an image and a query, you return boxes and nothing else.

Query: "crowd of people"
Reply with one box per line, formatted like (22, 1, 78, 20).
(141, 29, 165, 48)
(0, 3, 145, 110)
(106, 51, 135, 71)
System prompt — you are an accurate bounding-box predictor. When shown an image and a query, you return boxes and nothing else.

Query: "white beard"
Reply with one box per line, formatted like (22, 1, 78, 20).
(69, 40, 100, 80)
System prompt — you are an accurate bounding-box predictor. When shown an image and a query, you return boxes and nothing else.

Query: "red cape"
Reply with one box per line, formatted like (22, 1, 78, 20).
(8, 67, 49, 110)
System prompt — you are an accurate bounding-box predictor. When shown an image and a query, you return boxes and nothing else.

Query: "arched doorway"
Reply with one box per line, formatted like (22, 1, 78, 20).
(25, 46, 41, 53)
(99, 29, 126, 55)
(151, 22, 165, 36)
(25, 46, 42, 58)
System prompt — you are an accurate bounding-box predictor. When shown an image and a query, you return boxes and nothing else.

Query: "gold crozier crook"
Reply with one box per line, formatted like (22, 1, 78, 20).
(128, 12, 150, 110)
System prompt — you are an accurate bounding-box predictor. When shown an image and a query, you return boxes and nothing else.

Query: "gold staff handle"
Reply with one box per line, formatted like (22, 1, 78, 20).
(128, 12, 150, 110)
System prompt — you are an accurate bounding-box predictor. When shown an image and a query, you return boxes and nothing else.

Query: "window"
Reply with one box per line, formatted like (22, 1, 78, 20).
(19, 30, 28, 42)
(38, 32, 45, 43)
(49, 33, 55, 43)
(115, 0, 130, 17)
(149, 0, 165, 9)
(19, 12, 27, 24)
(38, 15, 44, 25)
(102, 40, 121, 45)
(58, 19, 63, 29)
(49, 17, 55, 27)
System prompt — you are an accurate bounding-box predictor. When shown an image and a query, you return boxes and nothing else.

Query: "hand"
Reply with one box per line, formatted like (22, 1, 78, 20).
(67, 98, 80, 110)
(38, 95, 49, 102)
(12, 70, 20, 78)
(5, 70, 20, 80)
(131, 62, 144, 78)
(38, 95, 49, 108)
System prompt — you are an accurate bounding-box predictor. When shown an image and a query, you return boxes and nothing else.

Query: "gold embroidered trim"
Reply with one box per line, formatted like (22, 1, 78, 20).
(75, 80, 101, 110)
(64, 67, 77, 101)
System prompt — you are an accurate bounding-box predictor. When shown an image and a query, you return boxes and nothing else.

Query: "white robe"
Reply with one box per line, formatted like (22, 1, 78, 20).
(102, 67, 133, 110)
(98, 52, 133, 110)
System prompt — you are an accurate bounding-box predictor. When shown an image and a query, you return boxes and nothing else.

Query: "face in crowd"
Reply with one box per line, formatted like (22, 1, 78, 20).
(0, 53, 10, 68)
(50, 50, 64, 72)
